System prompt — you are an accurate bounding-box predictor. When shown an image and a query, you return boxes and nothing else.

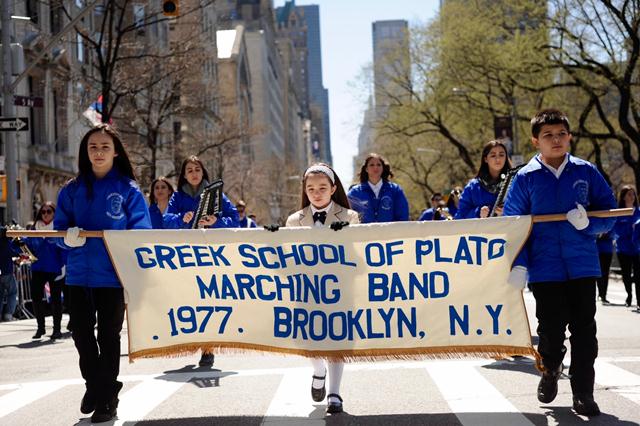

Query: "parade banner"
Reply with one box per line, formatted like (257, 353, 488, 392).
(103, 216, 537, 362)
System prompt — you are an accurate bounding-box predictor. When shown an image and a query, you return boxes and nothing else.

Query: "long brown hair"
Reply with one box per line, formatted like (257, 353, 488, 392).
(74, 123, 136, 196)
(149, 177, 175, 204)
(300, 163, 351, 210)
(358, 153, 394, 183)
(618, 185, 638, 208)
(177, 156, 210, 191)
(476, 140, 512, 179)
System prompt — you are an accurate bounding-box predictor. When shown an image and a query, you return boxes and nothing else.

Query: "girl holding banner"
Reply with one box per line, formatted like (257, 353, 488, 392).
(286, 163, 360, 414)
(166, 155, 239, 367)
(54, 124, 151, 423)
(455, 140, 512, 219)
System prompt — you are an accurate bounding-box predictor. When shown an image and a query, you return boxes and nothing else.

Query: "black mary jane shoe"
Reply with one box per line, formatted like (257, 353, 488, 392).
(311, 374, 326, 402)
(326, 393, 343, 414)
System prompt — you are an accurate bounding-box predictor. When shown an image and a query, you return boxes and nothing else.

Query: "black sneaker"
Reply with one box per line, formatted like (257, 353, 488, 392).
(80, 389, 96, 414)
(537, 364, 563, 403)
(199, 353, 214, 367)
(90, 403, 117, 423)
(573, 394, 601, 416)
(50, 330, 63, 340)
(32, 329, 46, 339)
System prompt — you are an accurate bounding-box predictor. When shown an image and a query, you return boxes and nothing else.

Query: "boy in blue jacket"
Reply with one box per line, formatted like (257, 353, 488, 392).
(503, 109, 616, 417)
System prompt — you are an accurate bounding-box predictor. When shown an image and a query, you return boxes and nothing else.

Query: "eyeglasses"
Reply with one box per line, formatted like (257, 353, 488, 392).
(41, 209, 53, 214)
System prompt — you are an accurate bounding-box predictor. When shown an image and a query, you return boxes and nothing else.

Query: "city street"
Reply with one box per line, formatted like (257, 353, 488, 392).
(1, 277, 639, 426)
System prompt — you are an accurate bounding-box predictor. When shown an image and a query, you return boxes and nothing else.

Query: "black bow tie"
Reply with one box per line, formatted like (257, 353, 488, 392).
(313, 211, 327, 224)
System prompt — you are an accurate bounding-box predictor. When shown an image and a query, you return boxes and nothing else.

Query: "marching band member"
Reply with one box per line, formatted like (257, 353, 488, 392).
(54, 124, 151, 423)
(455, 140, 512, 219)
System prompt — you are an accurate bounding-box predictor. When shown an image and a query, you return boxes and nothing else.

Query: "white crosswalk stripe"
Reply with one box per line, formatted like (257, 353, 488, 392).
(0, 381, 68, 418)
(1, 358, 639, 424)
(426, 361, 534, 426)
(114, 375, 192, 425)
(595, 360, 640, 405)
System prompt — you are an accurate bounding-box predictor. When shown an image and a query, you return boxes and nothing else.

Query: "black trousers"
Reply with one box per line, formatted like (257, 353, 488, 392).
(617, 253, 640, 305)
(530, 278, 598, 396)
(67, 286, 125, 405)
(30, 271, 63, 332)
(596, 252, 612, 300)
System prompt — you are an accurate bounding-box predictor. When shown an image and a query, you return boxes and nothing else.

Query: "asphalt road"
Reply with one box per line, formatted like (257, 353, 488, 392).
(1, 277, 639, 426)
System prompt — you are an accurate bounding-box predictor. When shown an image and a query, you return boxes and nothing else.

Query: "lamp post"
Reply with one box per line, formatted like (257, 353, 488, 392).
(1, 1, 20, 223)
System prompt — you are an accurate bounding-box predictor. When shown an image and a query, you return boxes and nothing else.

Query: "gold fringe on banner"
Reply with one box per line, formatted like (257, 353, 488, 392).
(129, 342, 542, 369)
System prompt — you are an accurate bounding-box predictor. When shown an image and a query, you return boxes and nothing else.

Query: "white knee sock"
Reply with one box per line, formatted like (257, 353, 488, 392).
(310, 358, 326, 389)
(327, 361, 344, 402)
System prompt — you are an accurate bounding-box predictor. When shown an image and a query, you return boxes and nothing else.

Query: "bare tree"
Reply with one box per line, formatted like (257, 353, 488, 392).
(546, 0, 640, 187)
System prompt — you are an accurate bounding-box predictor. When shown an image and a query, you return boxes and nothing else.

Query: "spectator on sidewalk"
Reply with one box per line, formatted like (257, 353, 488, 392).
(25, 202, 66, 339)
(0, 228, 20, 321)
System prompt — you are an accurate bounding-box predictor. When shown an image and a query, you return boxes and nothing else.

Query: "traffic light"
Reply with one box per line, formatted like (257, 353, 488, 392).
(162, 0, 179, 17)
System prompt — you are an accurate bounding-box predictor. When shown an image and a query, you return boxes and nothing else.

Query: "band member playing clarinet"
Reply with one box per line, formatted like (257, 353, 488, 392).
(455, 140, 512, 219)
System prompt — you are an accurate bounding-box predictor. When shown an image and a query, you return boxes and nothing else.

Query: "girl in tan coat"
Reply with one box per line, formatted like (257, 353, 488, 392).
(285, 163, 359, 414)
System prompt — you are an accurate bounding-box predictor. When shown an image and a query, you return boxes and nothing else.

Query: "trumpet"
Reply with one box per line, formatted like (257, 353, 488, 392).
(8, 222, 38, 264)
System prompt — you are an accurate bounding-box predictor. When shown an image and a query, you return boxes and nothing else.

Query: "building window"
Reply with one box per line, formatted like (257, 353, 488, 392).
(76, 34, 84, 62)
(133, 4, 145, 35)
(26, 0, 39, 24)
(173, 122, 182, 145)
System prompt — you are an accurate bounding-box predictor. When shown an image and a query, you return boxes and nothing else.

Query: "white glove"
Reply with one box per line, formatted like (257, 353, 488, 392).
(64, 227, 86, 248)
(566, 203, 589, 230)
(507, 266, 528, 290)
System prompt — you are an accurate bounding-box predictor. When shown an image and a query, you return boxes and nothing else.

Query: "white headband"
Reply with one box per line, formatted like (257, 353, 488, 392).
(304, 165, 335, 184)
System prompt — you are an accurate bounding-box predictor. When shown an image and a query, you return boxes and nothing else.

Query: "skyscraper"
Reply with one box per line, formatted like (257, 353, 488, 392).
(372, 20, 409, 116)
(276, 2, 332, 164)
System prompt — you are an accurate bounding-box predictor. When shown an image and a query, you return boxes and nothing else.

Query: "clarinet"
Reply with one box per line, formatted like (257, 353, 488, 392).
(192, 179, 224, 229)
(489, 165, 525, 217)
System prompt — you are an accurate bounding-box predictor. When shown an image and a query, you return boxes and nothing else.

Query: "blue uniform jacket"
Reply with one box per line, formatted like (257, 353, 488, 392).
(0, 238, 20, 276)
(26, 236, 64, 274)
(614, 207, 640, 255)
(347, 181, 409, 223)
(54, 169, 152, 287)
(597, 232, 615, 254)
(166, 190, 239, 229)
(149, 203, 181, 229)
(454, 178, 499, 219)
(418, 208, 447, 221)
(239, 217, 257, 228)
(503, 154, 616, 283)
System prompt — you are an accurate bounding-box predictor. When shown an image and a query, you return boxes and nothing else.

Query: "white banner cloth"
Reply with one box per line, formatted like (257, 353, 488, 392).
(103, 216, 536, 361)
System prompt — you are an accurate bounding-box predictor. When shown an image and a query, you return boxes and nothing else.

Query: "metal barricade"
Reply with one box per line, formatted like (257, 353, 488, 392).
(14, 261, 34, 319)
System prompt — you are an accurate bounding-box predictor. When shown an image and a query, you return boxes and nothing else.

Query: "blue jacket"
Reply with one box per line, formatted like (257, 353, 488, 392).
(54, 169, 152, 287)
(26, 235, 64, 274)
(418, 207, 447, 221)
(149, 204, 181, 229)
(239, 217, 257, 228)
(614, 207, 640, 255)
(455, 178, 499, 219)
(503, 154, 616, 283)
(597, 232, 615, 254)
(347, 181, 409, 223)
(0, 238, 20, 276)
(166, 189, 239, 229)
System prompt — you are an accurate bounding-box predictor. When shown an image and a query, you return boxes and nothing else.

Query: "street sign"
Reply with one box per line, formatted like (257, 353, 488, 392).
(0, 117, 29, 131)
(14, 95, 43, 108)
